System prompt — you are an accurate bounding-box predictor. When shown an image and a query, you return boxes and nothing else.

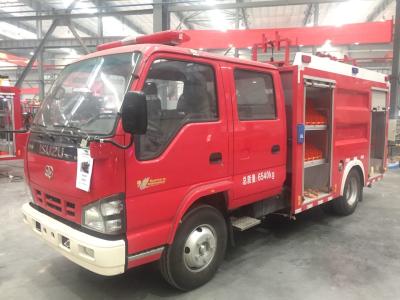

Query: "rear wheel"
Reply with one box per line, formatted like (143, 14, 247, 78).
(160, 205, 227, 291)
(332, 169, 362, 215)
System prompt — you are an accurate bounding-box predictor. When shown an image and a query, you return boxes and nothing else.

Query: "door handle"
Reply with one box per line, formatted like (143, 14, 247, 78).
(271, 144, 280, 154)
(209, 152, 222, 164)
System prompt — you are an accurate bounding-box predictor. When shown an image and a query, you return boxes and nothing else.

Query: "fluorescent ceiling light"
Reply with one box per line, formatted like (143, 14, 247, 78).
(0, 22, 36, 39)
(65, 0, 98, 13)
(316, 39, 344, 58)
(102, 17, 138, 36)
(322, 0, 371, 26)
(205, 0, 229, 31)
(317, 39, 334, 52)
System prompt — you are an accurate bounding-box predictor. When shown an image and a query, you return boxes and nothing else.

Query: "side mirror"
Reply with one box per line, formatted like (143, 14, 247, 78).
(121, 91, 147, 135)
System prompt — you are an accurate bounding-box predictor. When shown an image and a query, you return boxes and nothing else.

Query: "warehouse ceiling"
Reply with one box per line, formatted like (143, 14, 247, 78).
(0, 0, 396, 78)
(0, 0, 396, 39)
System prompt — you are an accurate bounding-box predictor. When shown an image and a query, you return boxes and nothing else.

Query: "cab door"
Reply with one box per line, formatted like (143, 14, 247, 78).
(124, 53, 230, 255)
(227, 65, 286, 208)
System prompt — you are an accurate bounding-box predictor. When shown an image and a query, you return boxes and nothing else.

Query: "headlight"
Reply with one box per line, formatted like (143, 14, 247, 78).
(82, 194, 125, 235)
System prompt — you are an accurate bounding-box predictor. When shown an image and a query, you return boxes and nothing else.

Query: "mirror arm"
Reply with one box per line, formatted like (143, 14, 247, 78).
(90, 135, 134, 150)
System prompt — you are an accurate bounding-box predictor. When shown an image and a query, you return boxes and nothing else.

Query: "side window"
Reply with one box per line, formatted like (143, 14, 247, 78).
(137, 59, 218, 160)
(234, 69, 276, 120)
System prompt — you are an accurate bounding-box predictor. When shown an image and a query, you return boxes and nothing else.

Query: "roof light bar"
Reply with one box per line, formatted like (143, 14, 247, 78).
(96, 30, 190, 51)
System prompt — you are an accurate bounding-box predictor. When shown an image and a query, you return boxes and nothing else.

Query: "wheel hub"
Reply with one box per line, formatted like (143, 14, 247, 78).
(183, 225, 217, 272)
(346, 176, 358, 205)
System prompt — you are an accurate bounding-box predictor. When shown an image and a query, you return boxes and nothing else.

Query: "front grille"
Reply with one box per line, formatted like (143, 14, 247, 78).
(34, 189, 77, 221)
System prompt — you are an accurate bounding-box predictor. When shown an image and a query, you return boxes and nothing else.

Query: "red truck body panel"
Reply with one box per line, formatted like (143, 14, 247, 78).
(280, 54, 389, 214)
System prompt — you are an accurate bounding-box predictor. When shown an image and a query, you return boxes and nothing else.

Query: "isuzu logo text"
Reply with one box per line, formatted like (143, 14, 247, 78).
(44, 165, 54, 180)
(39, 144, 65, 159)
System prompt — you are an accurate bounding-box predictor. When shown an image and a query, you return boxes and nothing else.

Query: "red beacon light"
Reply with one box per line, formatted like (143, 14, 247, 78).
(96, 30, 190, 51)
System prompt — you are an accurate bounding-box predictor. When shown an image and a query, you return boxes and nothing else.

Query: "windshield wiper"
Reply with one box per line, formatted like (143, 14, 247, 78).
(53, 124, 85, 135)
(80, 112, 117, 127)
(31, 124, 56, 141)
(53, 124, 80, 130)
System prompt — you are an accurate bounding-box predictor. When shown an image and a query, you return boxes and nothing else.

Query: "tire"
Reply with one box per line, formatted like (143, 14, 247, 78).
(320, 201, 334, 214)
(332, 169, 362, 216)
(160, 205, 227, 291)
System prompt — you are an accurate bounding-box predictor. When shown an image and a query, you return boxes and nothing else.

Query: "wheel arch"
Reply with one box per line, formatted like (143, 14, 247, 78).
(340, 159, 365, 196)
(167, 180, 232, 244)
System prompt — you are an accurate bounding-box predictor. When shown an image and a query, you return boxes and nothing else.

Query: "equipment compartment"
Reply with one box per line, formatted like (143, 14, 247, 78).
(303, 79, 333, 202)
(0, 92, 15, 158)
(370, 90, 388, 176)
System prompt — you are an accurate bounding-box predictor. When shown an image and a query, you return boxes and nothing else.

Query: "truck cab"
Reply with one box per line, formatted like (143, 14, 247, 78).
(22, 36, 287, 290)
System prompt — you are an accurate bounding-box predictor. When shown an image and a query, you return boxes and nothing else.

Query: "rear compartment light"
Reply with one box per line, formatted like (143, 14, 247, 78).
(97, 30, 190, 51)
(302, 55, 312, 63)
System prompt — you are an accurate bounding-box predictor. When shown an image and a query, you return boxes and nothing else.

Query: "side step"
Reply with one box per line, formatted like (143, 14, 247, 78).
(231, 216, 261, 231)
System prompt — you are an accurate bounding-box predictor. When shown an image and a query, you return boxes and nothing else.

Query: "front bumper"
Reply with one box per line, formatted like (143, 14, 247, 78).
(22, 203, 126, 276)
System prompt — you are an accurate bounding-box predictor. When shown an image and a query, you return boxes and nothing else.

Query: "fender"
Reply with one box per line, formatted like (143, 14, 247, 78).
(166, 179, 233, 244)
(340, 158, 365, 195)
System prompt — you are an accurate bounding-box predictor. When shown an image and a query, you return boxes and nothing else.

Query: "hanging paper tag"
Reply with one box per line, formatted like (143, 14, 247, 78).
(76, 148, 94, 192)
(80, 138, 88, 149)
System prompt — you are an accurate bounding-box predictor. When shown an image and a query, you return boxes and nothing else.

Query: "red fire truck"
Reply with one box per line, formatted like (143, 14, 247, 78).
(0, 86, 26, 160)
(21, 31, 389, 290)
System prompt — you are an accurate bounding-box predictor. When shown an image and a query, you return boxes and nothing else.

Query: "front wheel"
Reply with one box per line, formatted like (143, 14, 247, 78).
(332, 169, 362, 215)
(160, 205, 227, 291)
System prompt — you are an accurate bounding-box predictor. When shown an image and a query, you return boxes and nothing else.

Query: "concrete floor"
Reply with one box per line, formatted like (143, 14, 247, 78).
(1, 161, 400, 300)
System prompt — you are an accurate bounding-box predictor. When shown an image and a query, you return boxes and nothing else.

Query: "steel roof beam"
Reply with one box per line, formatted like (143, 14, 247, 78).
(14, 0, 80, 88)
(168, 0, 368, 12)
(0, 12, 37, 37)
(0, 8, 153, 22)
(0, 37, 124, 50)
(154, 0, 170, 32)
(241, 7, 249, 29)
(15, 19, 58, 88)
(366, 0, 394, 21)
(303, 4, 314, 25)
(100, 1, 147, 34)
(16, 0, 97, 37)
(174, 11, 194, 30)
(67, 22, 90, 54)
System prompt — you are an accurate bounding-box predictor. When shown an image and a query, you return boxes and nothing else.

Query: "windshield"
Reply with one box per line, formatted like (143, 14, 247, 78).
(33, 52, 141, 136)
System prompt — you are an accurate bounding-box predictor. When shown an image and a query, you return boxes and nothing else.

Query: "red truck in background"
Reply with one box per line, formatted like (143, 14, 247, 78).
(0, 86, 27, 160)
(21, 31, 389, 291)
